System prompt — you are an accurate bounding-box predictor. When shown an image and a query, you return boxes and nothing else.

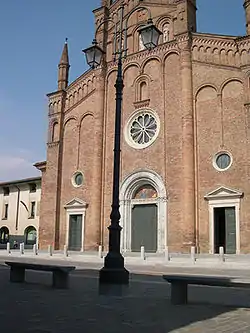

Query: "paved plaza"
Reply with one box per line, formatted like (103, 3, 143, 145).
(1, 262, 250, 332)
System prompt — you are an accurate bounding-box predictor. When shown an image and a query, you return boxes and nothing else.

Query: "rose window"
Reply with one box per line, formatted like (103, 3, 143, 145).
(125, 109, 160, 149)
(130, 113, 157, 145)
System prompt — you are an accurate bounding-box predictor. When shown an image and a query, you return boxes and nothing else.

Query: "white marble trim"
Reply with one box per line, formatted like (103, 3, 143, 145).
(120, 169, 167, 253)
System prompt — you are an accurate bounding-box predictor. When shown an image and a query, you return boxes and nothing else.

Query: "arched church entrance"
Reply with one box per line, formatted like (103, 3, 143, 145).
(131, 185, 158, 252)
(120, 170, 167, 253)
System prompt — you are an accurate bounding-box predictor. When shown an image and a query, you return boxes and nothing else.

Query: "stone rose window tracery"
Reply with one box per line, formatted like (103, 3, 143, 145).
(125, 109, 160, 149)
(130, 113, 157, 144)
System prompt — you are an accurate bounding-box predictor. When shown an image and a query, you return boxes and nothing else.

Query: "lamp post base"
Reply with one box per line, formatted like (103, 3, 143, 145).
(99, 251, 129, 285)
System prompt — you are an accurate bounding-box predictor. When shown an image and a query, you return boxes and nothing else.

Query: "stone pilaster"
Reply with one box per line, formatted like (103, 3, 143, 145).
(175, 0, 197, 35)
(179, 36, 195, 249)
(89, 69, 106, 249)
(54, 91, 66, 250)
(38, 91, 66, 250)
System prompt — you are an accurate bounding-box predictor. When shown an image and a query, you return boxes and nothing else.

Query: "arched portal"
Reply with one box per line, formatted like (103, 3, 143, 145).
(120, 170, 167, 253)
(24, 226, 37, 245)
(0, 227, 9, 244)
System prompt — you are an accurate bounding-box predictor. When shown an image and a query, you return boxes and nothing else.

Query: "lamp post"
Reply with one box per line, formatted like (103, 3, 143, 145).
(83, 4, 162, 285)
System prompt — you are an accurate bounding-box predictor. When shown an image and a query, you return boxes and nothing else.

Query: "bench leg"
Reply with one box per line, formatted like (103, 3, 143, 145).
(52, 271, 69, 289)
(171, 282, 188, 305)
(10, 267, 25, 283)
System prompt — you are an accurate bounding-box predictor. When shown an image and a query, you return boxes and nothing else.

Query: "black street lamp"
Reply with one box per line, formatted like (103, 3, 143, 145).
(137, 19, 162, 50)
(83, 4, 162, 285)
(83, 39, 105, 69)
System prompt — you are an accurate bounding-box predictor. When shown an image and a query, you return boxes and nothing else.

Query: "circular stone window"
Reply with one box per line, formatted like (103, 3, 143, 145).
(213, 152, 232, 171)
(125, 109, 160, 149)
(72, 172, 84, 187)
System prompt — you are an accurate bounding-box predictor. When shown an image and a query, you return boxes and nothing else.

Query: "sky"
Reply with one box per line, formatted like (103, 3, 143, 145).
(0, 0, 246, 181)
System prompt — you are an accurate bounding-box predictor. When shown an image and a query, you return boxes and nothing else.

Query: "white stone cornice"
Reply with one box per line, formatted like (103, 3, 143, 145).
(64, 198, 88, 209)
(204, 186, 243, 201)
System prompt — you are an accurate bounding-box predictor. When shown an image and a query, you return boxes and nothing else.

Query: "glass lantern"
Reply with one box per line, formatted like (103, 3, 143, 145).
(138, 20, 162, 50)
(82, 39, 105, 69)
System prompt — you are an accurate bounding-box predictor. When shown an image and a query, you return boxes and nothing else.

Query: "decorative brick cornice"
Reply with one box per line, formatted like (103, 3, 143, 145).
(64, 89, 96, 116)
(244, 0, 250, 8)
(66, 68, 93, 91)
(47, 90, 65, 98)
(47, 67, 99, 114)
(192, 33, 238, 49)
(33, 161, 47, 172)
(47, 141, 59, 148)
(48, 30, 250, 116)
(192, 33, 250, 50)
(133, 99, 150, 109)
(191, 32, 250, 68)
(237, 37, 250, 49)
(107, 39, 179, 72)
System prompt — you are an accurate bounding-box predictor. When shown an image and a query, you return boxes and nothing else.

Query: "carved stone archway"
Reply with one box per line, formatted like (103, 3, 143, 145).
(120, 169, 167, 253)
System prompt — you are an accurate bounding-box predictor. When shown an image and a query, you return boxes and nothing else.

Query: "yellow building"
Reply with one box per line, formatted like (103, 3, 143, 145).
(0, 177, 41, 249)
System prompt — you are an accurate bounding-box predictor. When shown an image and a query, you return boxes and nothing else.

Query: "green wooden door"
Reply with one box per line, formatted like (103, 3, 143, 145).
(68, 215, 82, 251)
(131, 204, 157, 253)
(214, 207, 226, 253)
(225, 207, 236, 254)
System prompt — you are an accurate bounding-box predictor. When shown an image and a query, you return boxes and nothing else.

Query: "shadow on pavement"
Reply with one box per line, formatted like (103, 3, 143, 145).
(0, 265, 249, 333)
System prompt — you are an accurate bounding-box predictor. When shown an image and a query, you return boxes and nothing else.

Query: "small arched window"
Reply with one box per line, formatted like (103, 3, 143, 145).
(139, 81, 148, 101)
(162, 23, 170, 43)
(25, 226, 37, 245)
(0, 227, 9, 244)
(133, 185, 157, 199)
(52, 122, 59, 142)
(248, 75, 250, 89)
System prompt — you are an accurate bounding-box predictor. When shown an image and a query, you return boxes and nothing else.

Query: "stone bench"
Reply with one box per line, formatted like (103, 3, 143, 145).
(163, 274, 250, 305)
(5, 261, 75, 289)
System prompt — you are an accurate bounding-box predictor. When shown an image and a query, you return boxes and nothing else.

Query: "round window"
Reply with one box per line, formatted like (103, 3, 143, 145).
(72, 172, 84, 187)
(214, 152, 232, 171)
(125, 109, 160, 149)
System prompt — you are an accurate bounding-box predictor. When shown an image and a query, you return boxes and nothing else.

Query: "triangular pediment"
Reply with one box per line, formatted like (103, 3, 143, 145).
(64, 198, 88, 209)
(204, 186, 243, 200)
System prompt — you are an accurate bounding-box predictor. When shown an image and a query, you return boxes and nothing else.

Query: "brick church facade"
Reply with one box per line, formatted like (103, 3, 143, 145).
(36, 0, 250, 254)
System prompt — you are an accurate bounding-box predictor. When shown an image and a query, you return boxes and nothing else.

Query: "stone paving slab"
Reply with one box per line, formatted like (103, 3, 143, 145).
(1, 265, 250, 332)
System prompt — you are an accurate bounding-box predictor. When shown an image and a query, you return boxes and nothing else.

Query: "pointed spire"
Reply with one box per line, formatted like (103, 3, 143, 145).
(59, 38, 69, 65)
(244, 0, 250, 35)
(58, 38, 70, 91)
